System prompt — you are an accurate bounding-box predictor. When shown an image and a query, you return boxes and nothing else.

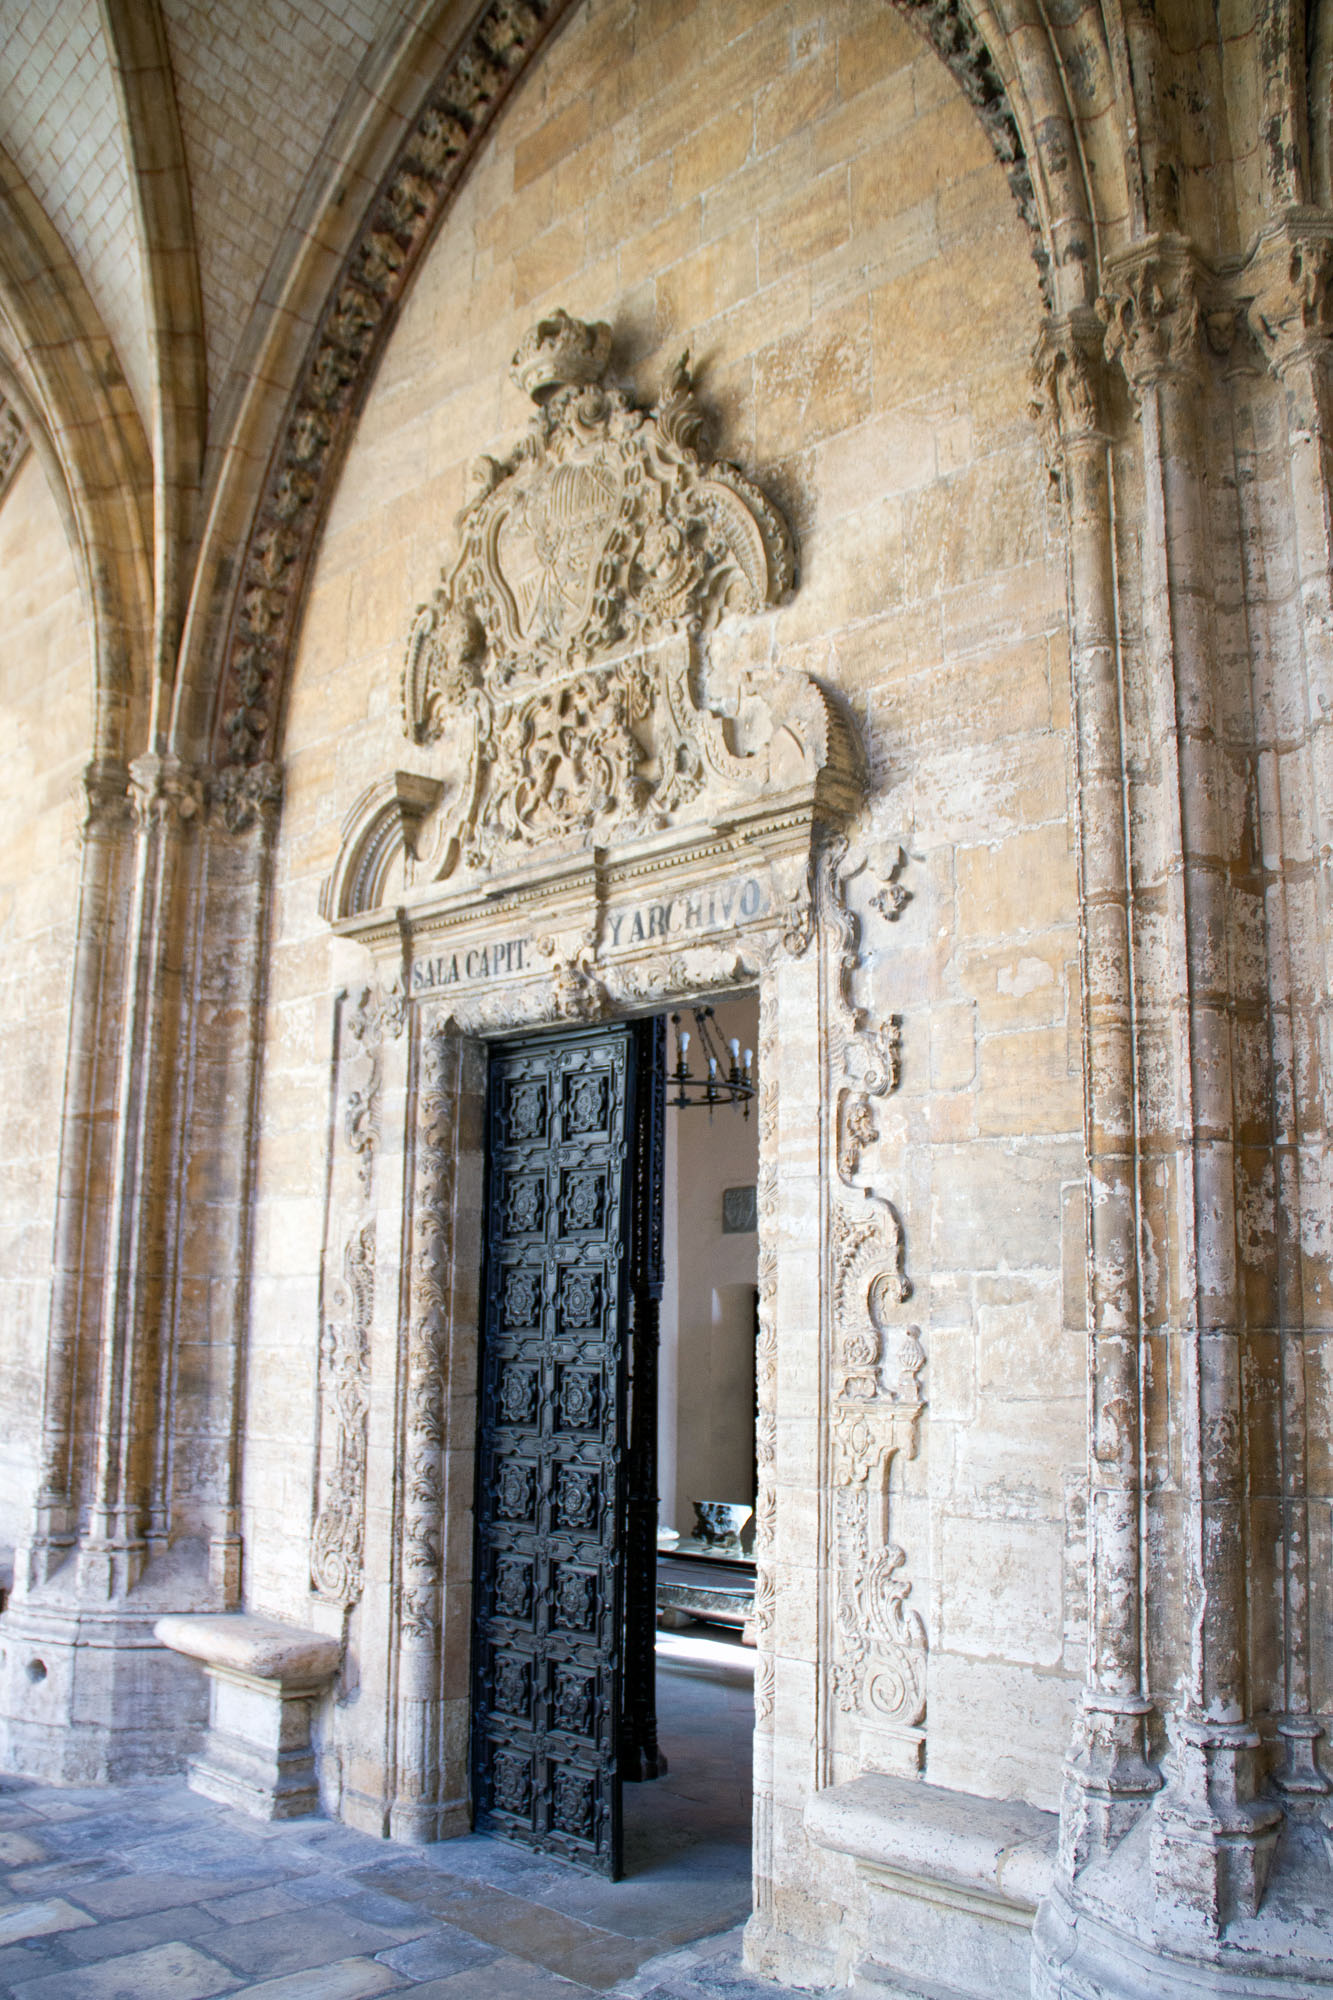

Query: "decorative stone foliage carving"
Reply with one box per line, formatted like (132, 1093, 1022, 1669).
(310, 1222, 374, 1604)
(0, 392, 29, 509)
(822, 838, 927, 1766)
(401, 1023, 456, 1640)
(311, 986, 388, 1606)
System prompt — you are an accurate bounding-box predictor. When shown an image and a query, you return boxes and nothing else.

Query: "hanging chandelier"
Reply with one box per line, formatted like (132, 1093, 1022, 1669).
(666, 1007, 755, 1116)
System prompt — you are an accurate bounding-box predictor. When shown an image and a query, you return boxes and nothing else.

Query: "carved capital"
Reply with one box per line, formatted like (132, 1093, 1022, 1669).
(1030, 312, 1109, 475)
(208, 759, 283, 835)
(1098, 245, 1203, 397)
(1245, 220, 1333, 379)
(128, 754, 204, 832)
(80, 755, 132, 835)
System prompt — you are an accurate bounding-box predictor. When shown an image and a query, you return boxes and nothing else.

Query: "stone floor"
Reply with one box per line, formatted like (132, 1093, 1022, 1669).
(0, 1629, 809, 2000)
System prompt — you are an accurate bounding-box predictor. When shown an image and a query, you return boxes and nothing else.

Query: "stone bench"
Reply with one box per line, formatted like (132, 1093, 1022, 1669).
(806, 1772, 1057, 2000)
(155, 1613, 342, 1822)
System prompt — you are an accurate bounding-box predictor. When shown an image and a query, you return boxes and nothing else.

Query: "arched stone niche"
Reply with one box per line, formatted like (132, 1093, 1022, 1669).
(309, 316, 928, 1849)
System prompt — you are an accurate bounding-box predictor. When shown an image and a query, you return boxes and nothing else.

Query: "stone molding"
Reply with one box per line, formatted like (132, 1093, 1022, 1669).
(213, 0, 576, 774)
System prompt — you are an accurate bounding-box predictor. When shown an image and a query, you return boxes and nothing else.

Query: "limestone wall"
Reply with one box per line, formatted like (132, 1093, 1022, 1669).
(245, 0, 1082, 1894)
(0, 454, 92, 1551)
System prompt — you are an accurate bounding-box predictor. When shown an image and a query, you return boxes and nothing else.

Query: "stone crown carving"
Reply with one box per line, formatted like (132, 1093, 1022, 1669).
(324, 314, 861, 933)
(393, 313, 839, 888)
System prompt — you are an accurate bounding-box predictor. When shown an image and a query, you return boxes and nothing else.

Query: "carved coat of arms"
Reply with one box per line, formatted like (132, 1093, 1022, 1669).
(401, 310, 805, 880)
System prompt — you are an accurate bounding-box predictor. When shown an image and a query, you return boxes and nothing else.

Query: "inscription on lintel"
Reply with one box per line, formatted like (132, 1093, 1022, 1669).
(409, 873, 770, 997)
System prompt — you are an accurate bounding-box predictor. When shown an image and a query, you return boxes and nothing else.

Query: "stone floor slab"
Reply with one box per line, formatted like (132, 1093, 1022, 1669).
(61, 1902, 222, 1963)
(202, 1904, 420, 1977)
(373, 1920, 500, 1980)
(8, 1937, 242, 2000)
(231, 1957, 406, 1999)
(0, 1838, 46, 1869)
(406, 1956, 596, 1997)
(74, 1872, 271, 1919)
(0, 1896, 95, 1943)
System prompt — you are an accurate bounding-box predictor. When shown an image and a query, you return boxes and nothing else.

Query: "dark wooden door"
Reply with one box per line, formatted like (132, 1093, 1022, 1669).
(471, 1019, 661, 1878)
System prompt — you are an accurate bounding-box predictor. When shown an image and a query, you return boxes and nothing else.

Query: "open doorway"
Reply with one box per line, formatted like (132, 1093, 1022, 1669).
(624, 993, 759, 1888)
(468, 1005, 757, 1887)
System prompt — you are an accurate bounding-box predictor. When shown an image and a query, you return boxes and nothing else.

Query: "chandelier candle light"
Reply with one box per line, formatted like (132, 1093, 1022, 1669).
(667, 1007, 754, 1116)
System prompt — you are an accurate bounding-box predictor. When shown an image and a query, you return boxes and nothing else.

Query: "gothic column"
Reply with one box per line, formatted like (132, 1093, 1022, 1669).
(78, 753, 204, 1594)
(1108, 238, 1281, 1937)
(0, 752, 215, 1780)
(1246, 217, 1333, 1806)
(19, 757, 133, 1592)
(1031, 313, 1159, 1871)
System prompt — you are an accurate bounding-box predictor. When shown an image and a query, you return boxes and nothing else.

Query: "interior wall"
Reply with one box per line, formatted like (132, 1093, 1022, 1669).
(249, 0, 1082, 1821)
(659, 994, 760, 1537)
(0, 452, 92, 1552)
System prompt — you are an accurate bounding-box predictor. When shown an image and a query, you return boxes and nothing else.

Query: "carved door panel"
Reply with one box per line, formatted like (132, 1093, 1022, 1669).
(472, 1021, 652, 1878)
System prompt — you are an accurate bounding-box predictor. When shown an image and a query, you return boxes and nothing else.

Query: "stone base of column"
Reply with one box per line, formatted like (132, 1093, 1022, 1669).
(0, 1597, 209, 1784)
(1033, 1810, 1333, 1998)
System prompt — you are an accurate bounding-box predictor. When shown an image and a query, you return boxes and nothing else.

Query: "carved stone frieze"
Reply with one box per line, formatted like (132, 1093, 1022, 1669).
(751, 978, 780, 1730)
(323, 317, 861, 1035)
(208, 760, 284, 836)
(1245, 222, 1333, 379)
(1029, 313, 1109, 481)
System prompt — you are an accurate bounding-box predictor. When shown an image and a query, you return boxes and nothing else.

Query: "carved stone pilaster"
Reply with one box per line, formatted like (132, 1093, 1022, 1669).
(820, 836, 926, 1776)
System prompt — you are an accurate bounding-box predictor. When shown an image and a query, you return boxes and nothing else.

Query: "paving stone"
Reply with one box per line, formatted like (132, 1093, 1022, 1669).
(74, 1872, 271, 1919)
(0, 1832, 49, 1867)
(0, 1937, 81, 1984)
(0, 1896, 96, 1943)
(231, 1958, 406, 1999)
(405, 1957, 597, 1997)
(373, 1921, 500, 1980)
(7, 1937, 243, 1999)
(4, 1857, 122, 1896)
(335, 1886, 436, 1935)
(201, 1904, 417, 1977)
(61, 1901, 222, 1963)
(199, 1883, 307, 1924)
